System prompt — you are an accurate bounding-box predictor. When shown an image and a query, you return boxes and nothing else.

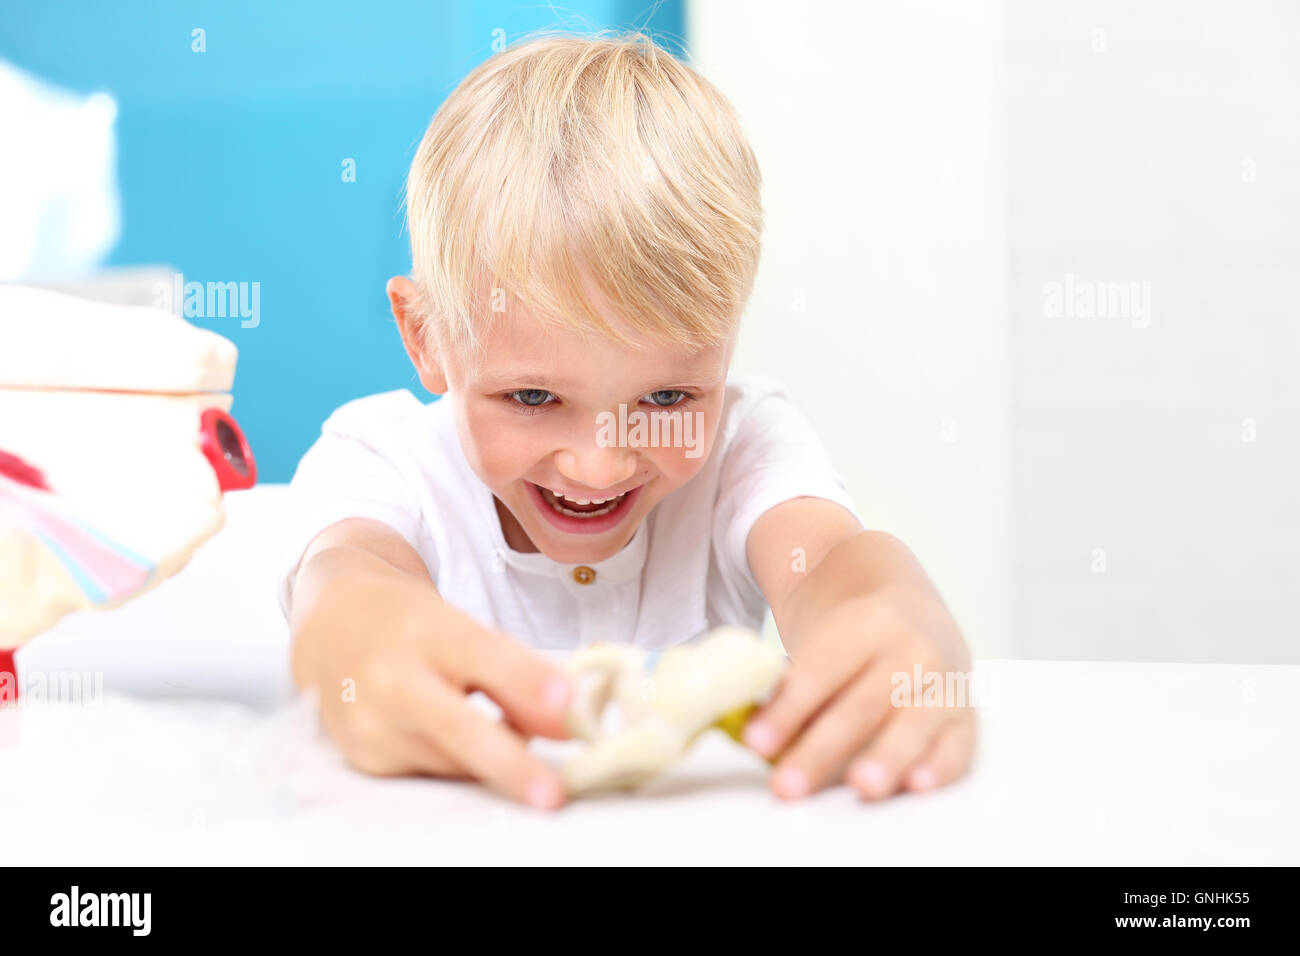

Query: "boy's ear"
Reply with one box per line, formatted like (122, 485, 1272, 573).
(387, 276, 449, 395)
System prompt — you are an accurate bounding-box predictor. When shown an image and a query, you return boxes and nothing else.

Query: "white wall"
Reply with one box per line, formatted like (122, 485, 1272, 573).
(688, 1, 1015, 657)
(1006, 0, 1300, 664)
(689, 0, 1299, 664)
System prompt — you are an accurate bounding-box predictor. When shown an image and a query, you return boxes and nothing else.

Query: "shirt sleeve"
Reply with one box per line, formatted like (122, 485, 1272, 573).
(275, 391, 432, 619)
(712, 377, 863, 610)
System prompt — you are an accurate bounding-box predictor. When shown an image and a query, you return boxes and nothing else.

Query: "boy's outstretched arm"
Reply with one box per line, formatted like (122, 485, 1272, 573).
(742, 498, 977, 801)
(287, 517, 575, 810)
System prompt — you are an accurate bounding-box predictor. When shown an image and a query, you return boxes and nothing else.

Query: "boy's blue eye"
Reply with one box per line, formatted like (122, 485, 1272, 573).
(644, 389, 687, 407)
(511, 389, 554, 407)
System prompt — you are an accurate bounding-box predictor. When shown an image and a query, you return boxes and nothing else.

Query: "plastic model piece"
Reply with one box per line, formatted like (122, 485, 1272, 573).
(562, 626, 788, 794)
(0, 285, 255, 695)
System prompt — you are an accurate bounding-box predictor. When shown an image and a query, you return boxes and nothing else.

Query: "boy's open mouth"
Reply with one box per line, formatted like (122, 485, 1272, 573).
(526, 481, 642, 534)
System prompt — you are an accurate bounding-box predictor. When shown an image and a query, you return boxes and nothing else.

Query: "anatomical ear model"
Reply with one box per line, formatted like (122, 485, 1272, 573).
(561, 626, 788, 795)
(0, 285, 256, 697)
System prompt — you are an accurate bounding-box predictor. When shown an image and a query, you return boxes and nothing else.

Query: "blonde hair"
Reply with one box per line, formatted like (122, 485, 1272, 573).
(403, 28, 763, 357)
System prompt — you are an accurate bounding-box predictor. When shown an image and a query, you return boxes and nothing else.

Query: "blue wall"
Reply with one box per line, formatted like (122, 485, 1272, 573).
(0, 1, 685, 480)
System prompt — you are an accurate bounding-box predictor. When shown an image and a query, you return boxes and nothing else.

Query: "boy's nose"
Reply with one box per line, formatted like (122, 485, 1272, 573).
(553, 446, 637, 491)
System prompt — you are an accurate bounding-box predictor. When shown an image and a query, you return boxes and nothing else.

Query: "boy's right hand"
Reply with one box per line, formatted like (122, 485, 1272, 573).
(287, 522, 574, 810)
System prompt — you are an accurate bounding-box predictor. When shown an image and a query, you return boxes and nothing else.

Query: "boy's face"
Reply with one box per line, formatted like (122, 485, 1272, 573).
(395, 279, 732, 565)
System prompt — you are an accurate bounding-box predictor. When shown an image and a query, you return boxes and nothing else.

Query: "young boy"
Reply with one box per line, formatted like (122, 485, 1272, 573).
(280, 31, 975, 811)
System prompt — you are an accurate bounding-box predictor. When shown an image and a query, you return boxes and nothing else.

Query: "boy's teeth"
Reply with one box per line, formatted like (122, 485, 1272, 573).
(558, 492, 613, 505)
(541, 486, 628, 519)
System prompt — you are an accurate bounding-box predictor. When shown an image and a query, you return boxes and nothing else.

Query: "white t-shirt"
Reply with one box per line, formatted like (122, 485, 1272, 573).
(277, 375, 862, 650)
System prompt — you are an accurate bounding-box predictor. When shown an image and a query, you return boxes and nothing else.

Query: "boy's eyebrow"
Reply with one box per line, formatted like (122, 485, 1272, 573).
(481, 372, 720, 395)
(480, 370, 569, 390)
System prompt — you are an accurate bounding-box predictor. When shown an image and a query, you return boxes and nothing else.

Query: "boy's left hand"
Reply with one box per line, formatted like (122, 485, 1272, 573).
(741, 585, 977, 801)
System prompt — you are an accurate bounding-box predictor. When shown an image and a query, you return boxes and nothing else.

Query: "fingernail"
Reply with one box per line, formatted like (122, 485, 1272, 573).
(772, 765, 809, 799)
(908, 765, 938, 791)
(525, 776, 565, 810)
(543, 676, 572, 713)
(743, 719, 779, 757)
(850, 759, 889, 796)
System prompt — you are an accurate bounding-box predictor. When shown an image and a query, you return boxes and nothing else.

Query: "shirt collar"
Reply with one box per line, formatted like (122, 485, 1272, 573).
(476, 481, 649, 585)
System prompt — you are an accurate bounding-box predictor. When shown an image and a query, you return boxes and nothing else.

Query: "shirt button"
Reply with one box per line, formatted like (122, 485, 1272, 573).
(572, 566, 596, 585)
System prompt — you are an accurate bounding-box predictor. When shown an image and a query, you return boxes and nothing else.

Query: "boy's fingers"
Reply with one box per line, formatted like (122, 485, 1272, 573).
(465, 630, 575, 740)
(766, 663, 895, 798)
(846, 705, 954, 800)
(409, 667, 568, 810)
(370, 663, 537, 784)
(331, 710, 460, 779)
(424, 609, 575, 740)
(902, 711, 978, 792)
(351, 730, 468, 780)
(743, 634, 877, 759)
(391, 728, 471, 779)
(345, 673, 467, 778)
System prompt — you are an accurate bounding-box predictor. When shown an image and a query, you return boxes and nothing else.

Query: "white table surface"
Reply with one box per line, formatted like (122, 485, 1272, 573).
(4, 487, 1297, 865)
